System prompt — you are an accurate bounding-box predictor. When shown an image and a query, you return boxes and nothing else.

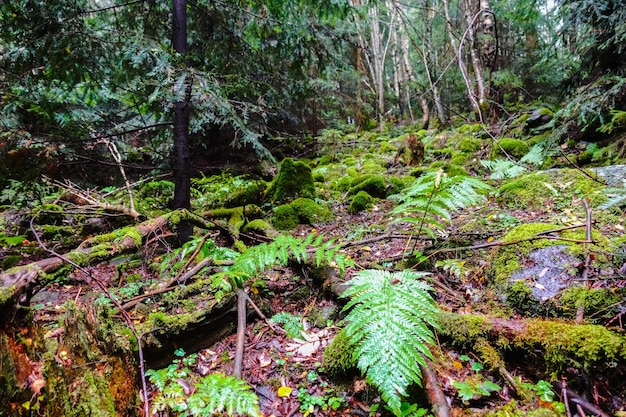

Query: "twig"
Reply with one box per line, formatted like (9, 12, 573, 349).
(29, 218, 150, 416)
(557, 381, 610, 417)
(232, 288, 247, 378)
(577, 199, 593, 323)
(101, 139, 140, 219)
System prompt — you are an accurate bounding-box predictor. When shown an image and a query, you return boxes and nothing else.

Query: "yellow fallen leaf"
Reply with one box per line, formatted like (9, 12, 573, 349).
(277, 385, 292, 397)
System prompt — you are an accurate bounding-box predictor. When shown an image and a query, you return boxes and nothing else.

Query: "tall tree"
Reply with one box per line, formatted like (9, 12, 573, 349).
(172, 0, 192, 244)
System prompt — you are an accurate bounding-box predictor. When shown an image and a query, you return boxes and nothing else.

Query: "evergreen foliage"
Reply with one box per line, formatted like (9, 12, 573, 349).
(392, 169, 493, 238)
(340, 270, 439, 416)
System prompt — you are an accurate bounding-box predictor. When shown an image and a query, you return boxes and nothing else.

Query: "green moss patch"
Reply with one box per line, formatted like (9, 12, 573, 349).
(349, 191, 375, 214)
(492, 138, 530, 159)
(267, 158, 316, 203)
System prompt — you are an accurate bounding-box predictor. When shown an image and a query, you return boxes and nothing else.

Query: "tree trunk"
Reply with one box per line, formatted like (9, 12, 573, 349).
(442, 0, 482, 116)
(172, 0, 192, 245)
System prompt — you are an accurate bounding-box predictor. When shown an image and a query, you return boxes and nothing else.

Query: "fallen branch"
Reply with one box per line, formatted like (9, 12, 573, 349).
(421, 356, 451, 417)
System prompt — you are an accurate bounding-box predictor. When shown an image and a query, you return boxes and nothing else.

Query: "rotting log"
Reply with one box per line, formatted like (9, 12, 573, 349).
(437, 312, 626, 374)
(0, 210, 215, 314)
(0, 303, 139, 417)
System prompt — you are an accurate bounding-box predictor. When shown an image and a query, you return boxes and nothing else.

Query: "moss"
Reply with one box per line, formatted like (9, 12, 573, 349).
(349, 191, 375, 214)
(266, 158, 316, 203)
(498, 169, 607, 209)
(458, 137, 482, 153)
(557, 287, 621, 323)
(428, 162, 469, 177)
(519, 319, 626, 374)
(492, 223, 561, 286)
(2, 254, 20, 269)
(437, 312, 492, 344)
(347, 175, 388, 198)
(323, 330, 358, 377)
(458, 123, 483, 134)
(485, 400, 563, 417)
(492, 138, 530, 158)
(242, 219, 273, 235)
(272, 204, 299, 230)
(379, 141, 397, 153)
(290, 197, 333, 224)
(506, 280, 540, 314)
(388, 176, 415, 194)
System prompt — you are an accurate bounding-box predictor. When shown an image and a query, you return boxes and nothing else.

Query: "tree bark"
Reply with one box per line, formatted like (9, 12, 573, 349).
(172, 0, 192, 245)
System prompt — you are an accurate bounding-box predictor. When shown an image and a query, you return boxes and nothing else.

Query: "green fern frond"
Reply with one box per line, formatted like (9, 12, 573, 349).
(223, 233, 352, 287)
(340, 270, 439, 416)
(187, 373, 261, 417)
(392, 170, 492, 237)
(519, 144, 545, 167)
(269, 312, 304, 338)
(480, 159, 527, 180)
(599, 187, 626, 210)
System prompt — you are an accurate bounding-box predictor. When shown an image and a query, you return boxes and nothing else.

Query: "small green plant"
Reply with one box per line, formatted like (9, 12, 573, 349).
(269, 312, 304, 338)
(385, 402, 429, 417)
(340, 269, 439, 416)
(452, 378, 501, 403)
(297, 387, 346, 416)
(452, 355, 501, 404)
(146, 350, 261, 416)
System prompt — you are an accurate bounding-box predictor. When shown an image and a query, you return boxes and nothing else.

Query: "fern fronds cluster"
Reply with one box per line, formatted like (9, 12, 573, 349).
(187, 374, 261, 417)
(340, 269, 439, 416)
(219, 232, 351, 287)
(269, 312, 304, 338)
(392, 169, 493, 237)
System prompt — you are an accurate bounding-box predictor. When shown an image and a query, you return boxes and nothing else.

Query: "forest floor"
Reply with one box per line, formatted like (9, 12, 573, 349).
(3, 124, 626, 417)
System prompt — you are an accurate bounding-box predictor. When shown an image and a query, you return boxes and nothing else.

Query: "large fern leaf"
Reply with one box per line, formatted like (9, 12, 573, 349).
(340, 270, 439, 416)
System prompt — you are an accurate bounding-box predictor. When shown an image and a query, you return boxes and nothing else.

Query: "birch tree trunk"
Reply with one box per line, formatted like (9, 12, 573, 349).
(442, 0, 482, 116)
(464, 0, 487, 109)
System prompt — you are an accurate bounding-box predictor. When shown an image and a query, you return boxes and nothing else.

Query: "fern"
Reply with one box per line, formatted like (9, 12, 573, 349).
(219, 233, 351, 287)
(187, 374, 260, 417)
(480, 159, 527, 179)
(599, 187, 626, 211)
(340, 270, 439, 416)
(392, 169, 493, 238)
(269, 312, 304, 338)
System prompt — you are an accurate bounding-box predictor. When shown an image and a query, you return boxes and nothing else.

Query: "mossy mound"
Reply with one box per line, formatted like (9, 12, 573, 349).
(349, 191, 375, 214)
(272, 204, 299, 230)
(323, 330, 357, 377)
(492, 138, 530, 159)
(497, 169, 607, 208)
(457, 136, 483, 153)
(290, 198, 334, 224)
(266, 158, 316, 203)
(271, 198, 333, 230)
(556, 287, 621, 323)
(347, 174, 388, 198)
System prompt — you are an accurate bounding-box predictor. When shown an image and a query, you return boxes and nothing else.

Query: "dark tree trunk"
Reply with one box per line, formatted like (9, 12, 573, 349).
(172, 0, 192, 244)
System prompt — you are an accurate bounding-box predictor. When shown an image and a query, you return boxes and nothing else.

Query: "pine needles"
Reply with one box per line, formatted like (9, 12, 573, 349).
(340, 269, 439, 416)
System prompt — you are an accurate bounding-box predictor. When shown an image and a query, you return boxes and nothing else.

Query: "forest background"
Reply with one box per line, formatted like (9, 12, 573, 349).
(1, 0, 626, 416)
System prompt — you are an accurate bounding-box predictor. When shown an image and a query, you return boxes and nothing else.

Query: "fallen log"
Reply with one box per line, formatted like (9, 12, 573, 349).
(0, 210, 215, 314)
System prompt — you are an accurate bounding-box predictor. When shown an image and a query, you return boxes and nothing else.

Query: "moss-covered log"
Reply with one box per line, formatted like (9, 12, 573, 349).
(438, 312, 626, 375)
(0, 210, 215, 313)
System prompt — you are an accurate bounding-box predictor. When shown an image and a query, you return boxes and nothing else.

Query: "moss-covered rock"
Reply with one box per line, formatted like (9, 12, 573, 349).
(323, 330, 358, 377)
(428, 162, 469, 177)
(349, 191, 375, 214)
(347, 175, 388, 198)
(290, 197, 334, 224)
(458, 137, 483, 153)
(492, 138, 530, 159)
(266, 158, 316, 203)
(272, 204, 299, 230)
(497, 169, 607, 208)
